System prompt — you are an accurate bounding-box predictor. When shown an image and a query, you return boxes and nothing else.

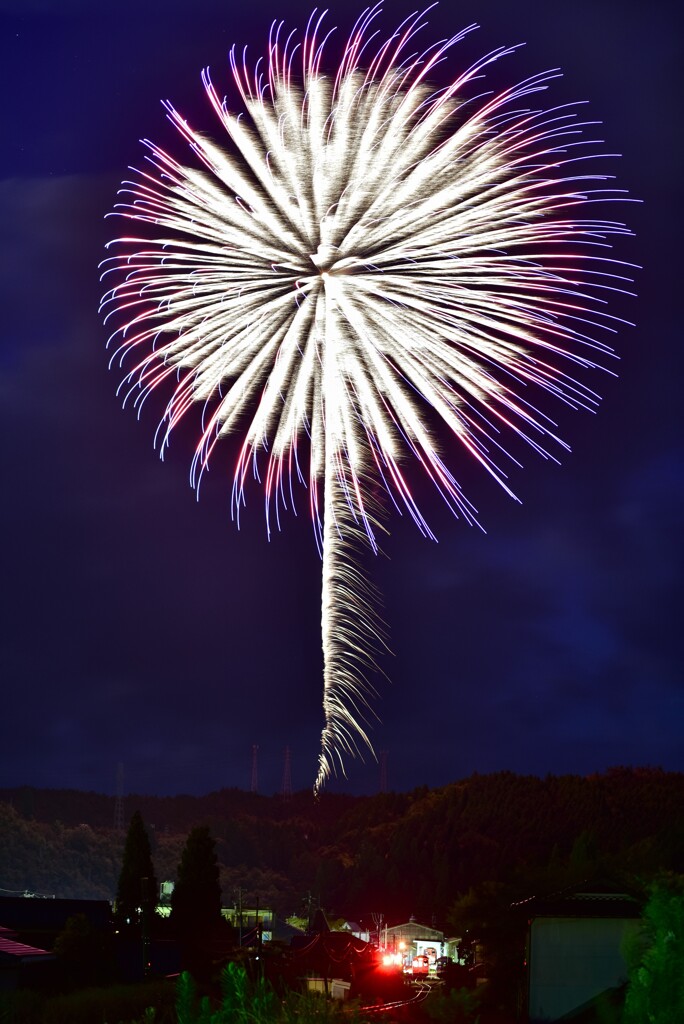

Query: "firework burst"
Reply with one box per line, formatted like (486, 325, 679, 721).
(100, 6, 634, 793)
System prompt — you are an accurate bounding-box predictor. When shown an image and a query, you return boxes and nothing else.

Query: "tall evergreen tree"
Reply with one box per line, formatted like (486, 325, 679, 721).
(116, 810, 158, 927)
(171, 825, 223, 935)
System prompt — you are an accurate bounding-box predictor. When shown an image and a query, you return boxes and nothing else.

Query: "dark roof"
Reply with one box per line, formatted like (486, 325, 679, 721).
(514, 883, 641, 921)
(0, 936, 55, 962)
(270, 918, 305, 943)
(385, 921, 444, 939)
(290, 930, 373, 960)
(0, 896, 111, 932)
(310, 908, 330, 933)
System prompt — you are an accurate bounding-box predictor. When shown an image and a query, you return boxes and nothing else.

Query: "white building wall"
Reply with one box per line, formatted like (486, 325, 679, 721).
(529, 916, 640, 1022)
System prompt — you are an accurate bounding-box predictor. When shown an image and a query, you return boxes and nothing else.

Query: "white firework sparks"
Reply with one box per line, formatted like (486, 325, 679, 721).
(100, 6, 634, 794)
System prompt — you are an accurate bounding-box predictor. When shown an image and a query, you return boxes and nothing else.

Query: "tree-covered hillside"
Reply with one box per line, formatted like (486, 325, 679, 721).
(1, 768, 681, 922)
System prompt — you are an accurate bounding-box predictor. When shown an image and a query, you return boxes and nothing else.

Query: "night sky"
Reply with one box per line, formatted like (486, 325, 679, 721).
(1, 0, 681, 799)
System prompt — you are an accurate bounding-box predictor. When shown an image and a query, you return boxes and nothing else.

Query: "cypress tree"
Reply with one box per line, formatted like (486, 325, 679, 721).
(116, 810, 158, 927)
(171, 825, 223, 935)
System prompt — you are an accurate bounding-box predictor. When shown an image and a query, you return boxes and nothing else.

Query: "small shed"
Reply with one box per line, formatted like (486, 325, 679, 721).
(0, 929, 55, 991)
(519, 885, 641, 1022)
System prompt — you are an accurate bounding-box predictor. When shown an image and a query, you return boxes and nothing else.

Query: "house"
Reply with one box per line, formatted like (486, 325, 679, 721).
(220, 905, 274, 943)
(340, 920, 370, 943)
(518, 884, 641, 1022)
(0, 924, 56, 991)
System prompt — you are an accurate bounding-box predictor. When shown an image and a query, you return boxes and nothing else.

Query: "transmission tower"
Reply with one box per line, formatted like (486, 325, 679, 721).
(114, 762, 125, 832)
(250, 744, 259, 794)
(379, 750, 388, 794)
(282, 746, 292, 801)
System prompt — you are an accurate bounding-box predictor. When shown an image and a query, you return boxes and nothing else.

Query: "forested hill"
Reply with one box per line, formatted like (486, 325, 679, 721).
(1, 768, 682, 922)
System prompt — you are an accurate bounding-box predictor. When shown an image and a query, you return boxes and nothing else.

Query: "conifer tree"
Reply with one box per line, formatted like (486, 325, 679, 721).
(171, 825, 223, 935)
(116, 810, 158, 927)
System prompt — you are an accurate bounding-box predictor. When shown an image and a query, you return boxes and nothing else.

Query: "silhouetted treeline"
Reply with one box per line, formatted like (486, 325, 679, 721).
(1, 768, 681, 921)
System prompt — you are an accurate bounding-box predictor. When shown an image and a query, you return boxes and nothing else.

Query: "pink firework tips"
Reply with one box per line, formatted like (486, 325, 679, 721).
(100, 7, 635, 792)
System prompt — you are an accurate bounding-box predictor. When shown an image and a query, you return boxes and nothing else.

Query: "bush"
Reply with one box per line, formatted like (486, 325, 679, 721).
(175, 965, 367, 1023)
(13, 981, 177, 1024)
(624, 875, 684, 1024)
(423, 985, 482, 1023)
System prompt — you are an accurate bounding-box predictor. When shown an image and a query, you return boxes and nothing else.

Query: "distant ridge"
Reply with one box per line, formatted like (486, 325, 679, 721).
(2, 768, 681, 920)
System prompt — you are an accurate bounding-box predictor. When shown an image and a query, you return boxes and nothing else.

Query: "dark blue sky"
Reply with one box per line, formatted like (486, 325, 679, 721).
(0, 0, 681, 798)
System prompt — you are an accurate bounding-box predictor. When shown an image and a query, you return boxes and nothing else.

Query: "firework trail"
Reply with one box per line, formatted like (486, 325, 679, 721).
(100, 6, 634, 794)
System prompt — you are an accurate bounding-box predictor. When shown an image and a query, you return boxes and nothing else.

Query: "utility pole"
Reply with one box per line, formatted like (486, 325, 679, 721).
(234, 887, 243, 947)
(372, 911, 384, 948)
(255, 894, 262, 965)
(141, 876, 151, 977)
(304, 890, 316, 933)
